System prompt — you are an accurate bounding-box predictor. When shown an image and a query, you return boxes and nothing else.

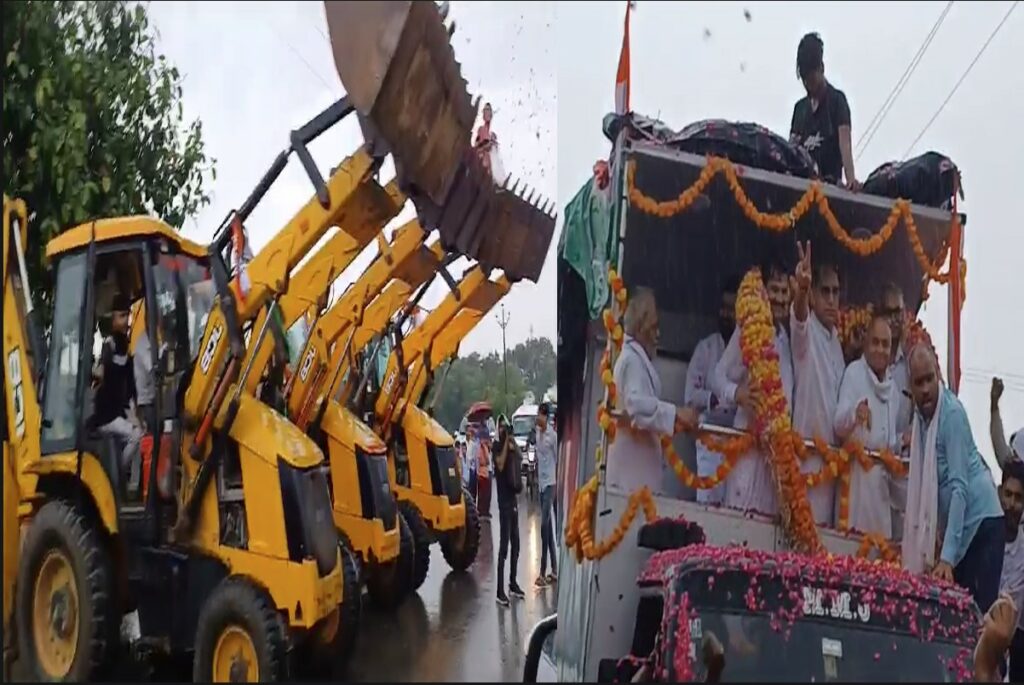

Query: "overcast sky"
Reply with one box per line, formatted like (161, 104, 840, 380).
(556, 0, 1023, 471)
(148, 1, 557, 357)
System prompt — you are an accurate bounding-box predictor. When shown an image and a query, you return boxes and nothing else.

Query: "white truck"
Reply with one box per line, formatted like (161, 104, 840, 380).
(527, 115, 973, 682)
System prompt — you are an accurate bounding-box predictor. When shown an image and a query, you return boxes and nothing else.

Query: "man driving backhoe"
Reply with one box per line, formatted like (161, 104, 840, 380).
(91, 293, 144, 496)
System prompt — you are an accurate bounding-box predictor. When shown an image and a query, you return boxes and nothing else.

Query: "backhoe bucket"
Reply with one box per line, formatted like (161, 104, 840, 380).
(324, 1, 475, 206)
(421, 152, 557, 283)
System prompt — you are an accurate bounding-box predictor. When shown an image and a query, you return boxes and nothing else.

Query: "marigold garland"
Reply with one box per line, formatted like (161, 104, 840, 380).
(856, 533, 901, 565)
(626, 158, 959, 287)
(736, 269, 823, 555)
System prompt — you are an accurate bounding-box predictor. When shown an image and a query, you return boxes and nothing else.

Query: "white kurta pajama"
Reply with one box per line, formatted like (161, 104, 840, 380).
(606, 336, 677, 496)
(685, 332, 736, 505)
(711, 326, 795, 516)
(833, 357, 902, 538)
(790, 307, 846, 526)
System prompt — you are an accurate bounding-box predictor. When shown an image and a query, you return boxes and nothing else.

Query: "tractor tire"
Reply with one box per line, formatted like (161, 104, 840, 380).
(335, 541, 361, 665)
(441, 488, 480, 572)
(366, 513, 413, 609)
(16, 499, 115, 682)
(397, 501, 431, 591)
(192, 576, 288, 682)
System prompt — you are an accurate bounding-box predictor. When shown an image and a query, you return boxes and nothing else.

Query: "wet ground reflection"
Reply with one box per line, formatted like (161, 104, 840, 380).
(346, 492, 558, 682)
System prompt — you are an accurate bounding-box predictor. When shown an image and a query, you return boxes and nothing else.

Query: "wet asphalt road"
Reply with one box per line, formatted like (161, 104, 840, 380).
(345, 489, 558, 682)
(9, 490, 556, 683)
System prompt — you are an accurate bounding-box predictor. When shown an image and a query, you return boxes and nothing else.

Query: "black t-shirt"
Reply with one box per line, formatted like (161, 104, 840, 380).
(93, 333, 135, 428)
(790, 82, 851, 183)
(492, 435, 522, 509)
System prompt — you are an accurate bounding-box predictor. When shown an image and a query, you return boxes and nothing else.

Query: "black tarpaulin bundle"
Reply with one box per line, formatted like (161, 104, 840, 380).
(602, 112, 818, 178)
(863, 152, 964, 210)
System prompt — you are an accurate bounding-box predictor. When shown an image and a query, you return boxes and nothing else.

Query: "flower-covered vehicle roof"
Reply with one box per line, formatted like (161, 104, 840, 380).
(636, 545, 979, 682)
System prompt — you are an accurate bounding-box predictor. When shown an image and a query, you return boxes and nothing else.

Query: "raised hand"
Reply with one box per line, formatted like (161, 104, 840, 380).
(790, 240, 813, 295)
(992, 377, 1004, 407)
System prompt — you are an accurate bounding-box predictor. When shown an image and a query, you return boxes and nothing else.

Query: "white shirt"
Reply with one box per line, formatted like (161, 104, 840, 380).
(711, 325, 795, 432)
(685, 332, 734, 425)
(606, 336, 677, 495)
(1001, 529, 1024, 631)
(791, 307, 846, 442)
(710, 325, 794, 515)
(536, 423, 558, 491)
(833, 356, 902, 537)
(790, 307, 845, 525)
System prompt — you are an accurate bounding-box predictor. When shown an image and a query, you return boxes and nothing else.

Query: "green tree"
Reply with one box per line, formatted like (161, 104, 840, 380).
(426, 336, 554, 433)
(2, 0, 214, 313)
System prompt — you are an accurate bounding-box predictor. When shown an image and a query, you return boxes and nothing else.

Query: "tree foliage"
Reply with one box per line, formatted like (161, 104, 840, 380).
(2, 0, 214, 312)
(427, 336, 556, 432)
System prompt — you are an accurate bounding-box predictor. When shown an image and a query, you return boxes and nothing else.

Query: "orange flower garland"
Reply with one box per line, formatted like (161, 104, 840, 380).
(626, 157, 958, 286)
(856, 533, 901, 565)
(735, 269, 823, 555)
(662, 432, 754, 491)
(565, 475, 658, 562)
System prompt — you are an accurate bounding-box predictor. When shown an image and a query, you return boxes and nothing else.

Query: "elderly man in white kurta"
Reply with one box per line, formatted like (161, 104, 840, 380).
(685, 280, 739, 505)
(711, 263, 795, 515)
(607, 288, 699, 495)
(790, 243, 846, 526)
(834, 315, 903, 537)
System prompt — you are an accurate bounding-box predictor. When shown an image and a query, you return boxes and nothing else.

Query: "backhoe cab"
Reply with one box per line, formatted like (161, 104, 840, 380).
(1, 97, 390, 682)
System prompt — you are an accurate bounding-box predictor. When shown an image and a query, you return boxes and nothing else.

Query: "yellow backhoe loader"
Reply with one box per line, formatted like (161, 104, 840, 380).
(1, 60, 470, 685)
(284, 220, 459, 594)
(231, 185, 450, 660)
(333, 266, 512, 588)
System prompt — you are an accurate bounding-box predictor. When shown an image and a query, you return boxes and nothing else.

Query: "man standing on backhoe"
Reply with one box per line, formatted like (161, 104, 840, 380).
(91, 294, 144, 496)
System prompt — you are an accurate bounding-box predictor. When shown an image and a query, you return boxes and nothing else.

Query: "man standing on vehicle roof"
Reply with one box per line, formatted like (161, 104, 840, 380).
(535, 402, 559, 588)
(789, 32, 860, 190)
(685, 277, 740, 505)
(998, 460, 1024, 680)
(904, 345, 1003, 613)
(712, 260, 794, 516)
(833, 314, 902, 539)
(607, 288, 700, 497)
(790, 242, 845, 525)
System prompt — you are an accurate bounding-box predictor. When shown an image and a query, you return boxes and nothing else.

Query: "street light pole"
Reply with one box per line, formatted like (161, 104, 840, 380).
(497, 303, 510, 414)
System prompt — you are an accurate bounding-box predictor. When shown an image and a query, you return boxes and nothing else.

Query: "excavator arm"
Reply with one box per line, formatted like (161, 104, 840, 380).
(372, 265, 494, 435)
(286, 222, 444, 428)
(239, 178, 405, 397)
(404, 274, 511, 408)
(181, 98, 376, 452)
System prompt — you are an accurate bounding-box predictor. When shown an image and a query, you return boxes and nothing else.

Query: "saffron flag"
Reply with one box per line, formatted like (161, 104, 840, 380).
(614, 1, 635, 115)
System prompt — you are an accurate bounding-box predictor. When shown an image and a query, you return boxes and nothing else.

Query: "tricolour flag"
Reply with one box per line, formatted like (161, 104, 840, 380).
(614, 1, 635, 115)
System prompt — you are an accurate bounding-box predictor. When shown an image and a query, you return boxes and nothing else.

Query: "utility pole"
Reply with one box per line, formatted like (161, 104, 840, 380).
(497, 303, 510, 415)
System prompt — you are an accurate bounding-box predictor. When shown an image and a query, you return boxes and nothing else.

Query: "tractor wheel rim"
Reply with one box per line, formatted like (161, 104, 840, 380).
(32, 549, 80, 679)
(212, 625, 259, 682)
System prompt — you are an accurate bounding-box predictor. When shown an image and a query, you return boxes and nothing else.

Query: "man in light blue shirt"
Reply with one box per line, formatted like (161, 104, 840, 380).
(535, 402, 558, 587)
(908, 345, 1003, 613)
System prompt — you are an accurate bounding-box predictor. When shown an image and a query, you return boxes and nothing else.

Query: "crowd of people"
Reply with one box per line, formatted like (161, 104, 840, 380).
(604, 239, 1024, 654)
(461, 403, 559, 607)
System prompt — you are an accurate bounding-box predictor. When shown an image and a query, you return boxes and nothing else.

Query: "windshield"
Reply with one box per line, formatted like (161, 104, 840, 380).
(40, 252, 89, 448)
(512, 415, 535, 438)
(682, 610, 970, 682)
(179, 260, 215, 359)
